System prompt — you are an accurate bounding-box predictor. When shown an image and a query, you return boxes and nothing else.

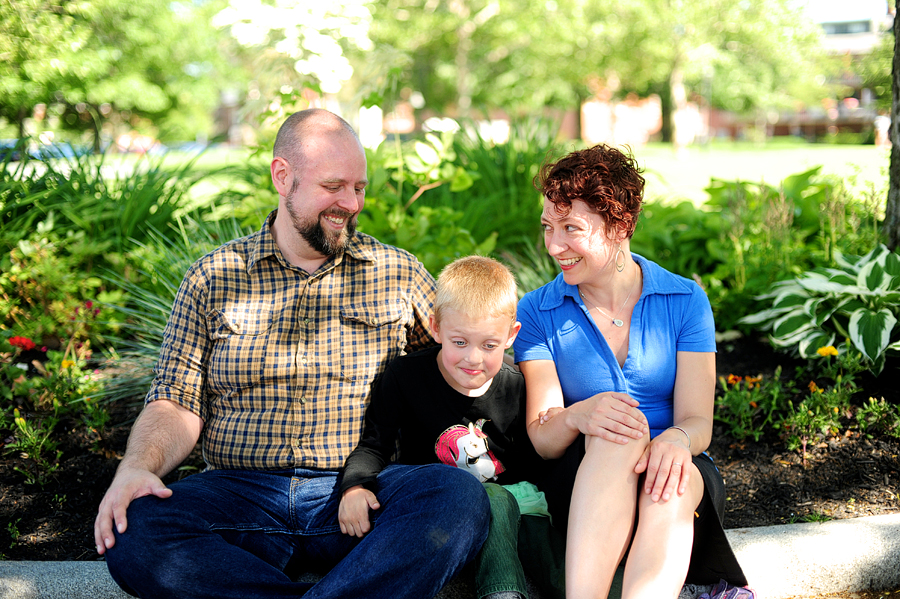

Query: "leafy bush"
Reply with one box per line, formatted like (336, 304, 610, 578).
(693, 167, 883, 331)
(715, 369, 792, 442)
(358, 131, 496, 275)
(630, 200, 727, 281)
(739, 245, 900, 374)
(0, 141, 208, 274)
(1, 333, 104, 486)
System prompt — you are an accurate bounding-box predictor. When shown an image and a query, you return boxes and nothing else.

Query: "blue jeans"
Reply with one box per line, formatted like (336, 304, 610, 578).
(105, 464, 489, 599)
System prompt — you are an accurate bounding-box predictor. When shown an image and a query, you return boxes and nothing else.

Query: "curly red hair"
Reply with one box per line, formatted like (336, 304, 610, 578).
(535, 144, 644, 238)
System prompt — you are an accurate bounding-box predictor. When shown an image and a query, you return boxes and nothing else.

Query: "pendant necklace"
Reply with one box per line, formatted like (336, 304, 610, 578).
(579, 268, 637, 328)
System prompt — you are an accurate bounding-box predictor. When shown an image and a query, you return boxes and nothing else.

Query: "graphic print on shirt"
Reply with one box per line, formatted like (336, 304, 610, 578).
(434, 419, 505, 482)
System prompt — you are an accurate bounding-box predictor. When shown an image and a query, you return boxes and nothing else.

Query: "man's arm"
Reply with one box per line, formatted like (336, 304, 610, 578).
(94, 399, 203, 554)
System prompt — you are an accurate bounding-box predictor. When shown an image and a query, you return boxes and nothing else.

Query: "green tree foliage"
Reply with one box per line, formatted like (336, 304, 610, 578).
(0, 0, 91, 138)
(0, 0, 239, 145)
(361, 0, 828, 142)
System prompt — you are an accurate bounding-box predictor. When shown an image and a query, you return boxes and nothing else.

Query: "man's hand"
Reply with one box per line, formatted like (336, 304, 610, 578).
(338, 485, 380, 538)
(94, 467, 173, 555)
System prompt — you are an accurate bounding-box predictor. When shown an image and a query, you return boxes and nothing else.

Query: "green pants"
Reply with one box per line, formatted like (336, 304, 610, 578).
(474, 483, 529, 599)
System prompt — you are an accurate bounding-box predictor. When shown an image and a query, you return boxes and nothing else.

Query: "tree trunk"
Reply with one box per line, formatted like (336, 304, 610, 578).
(886, 10, 900, 250)
(659, 83, 673, 143)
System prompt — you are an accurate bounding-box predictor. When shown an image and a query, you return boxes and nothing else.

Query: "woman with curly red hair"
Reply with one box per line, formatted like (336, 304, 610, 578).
(513, 145, 746, 599)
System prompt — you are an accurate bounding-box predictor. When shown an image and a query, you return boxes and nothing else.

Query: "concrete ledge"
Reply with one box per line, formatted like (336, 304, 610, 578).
(728, 513, 900, 598)
(2, 513, 898, 599)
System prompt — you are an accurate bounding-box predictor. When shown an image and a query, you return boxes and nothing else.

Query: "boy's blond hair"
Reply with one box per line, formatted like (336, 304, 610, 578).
(433, 256, 518, 327)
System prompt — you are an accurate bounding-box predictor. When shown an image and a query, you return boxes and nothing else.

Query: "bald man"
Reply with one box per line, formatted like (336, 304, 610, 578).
(95, 109, 489, 599)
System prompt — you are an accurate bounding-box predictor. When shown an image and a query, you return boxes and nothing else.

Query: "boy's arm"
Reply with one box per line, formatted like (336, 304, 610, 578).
(339, 364, 404, 495)
(339, 485, 381, 537)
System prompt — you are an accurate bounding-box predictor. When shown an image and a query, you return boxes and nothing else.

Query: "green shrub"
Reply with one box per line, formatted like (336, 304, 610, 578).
(739, 245, 900, 374)
(0, 141, 208, 274)
(695, 167, 883, 331)
(715, 368, 792, 442)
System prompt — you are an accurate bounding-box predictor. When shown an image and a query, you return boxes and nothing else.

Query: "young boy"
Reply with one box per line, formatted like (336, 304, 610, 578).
(339, 255, 536, 599)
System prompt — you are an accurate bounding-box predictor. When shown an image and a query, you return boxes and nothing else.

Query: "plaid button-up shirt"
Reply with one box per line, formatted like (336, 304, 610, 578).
(146, 212, 436, 471)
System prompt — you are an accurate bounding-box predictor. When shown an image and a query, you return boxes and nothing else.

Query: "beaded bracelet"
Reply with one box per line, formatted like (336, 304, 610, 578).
(667, 425, 691, 450)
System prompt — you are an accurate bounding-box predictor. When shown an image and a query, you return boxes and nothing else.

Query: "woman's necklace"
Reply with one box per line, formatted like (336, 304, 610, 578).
(579, 268, 637, 328)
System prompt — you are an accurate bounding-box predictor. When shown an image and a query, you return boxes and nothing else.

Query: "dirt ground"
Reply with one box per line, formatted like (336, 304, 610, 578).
(1, 337, 898, 578)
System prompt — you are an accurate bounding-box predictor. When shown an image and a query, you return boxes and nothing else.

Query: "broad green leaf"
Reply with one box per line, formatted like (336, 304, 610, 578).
(828, 272, 857, 286)
(796, 278, 853, 294)
(773, 291, 809, 310)
(772, 311, 815, 338)
(797, 330, 836, 359)
(848, 308, 897, 362)
(883, 251, 900, 278)
(449, 167, 474, 192)
(857, 259, 888, 292)
(414, 141, 440, 167)
(738, 306, 795, 326)
(424, 133, 444, 155)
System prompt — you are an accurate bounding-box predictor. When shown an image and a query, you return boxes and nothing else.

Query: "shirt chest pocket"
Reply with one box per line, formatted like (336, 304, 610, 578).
(205, 307, 274, 393)
(339, 301, 406, 387)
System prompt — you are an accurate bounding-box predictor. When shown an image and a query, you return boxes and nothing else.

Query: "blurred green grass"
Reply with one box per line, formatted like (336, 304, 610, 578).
(638, 141, 888, 205)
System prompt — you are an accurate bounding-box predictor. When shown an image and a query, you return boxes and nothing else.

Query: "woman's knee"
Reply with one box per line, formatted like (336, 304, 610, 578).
(583, 432, 649, 467)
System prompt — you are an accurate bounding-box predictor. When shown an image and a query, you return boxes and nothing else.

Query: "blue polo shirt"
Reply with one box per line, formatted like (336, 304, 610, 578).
(513, 254, 715, 437)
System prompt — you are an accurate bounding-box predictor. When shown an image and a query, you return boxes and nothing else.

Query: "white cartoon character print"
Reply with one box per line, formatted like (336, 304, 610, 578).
(434, 418, 505, 482)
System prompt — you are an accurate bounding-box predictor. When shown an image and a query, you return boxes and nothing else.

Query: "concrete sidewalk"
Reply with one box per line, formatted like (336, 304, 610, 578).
(2, 513, 899, 599)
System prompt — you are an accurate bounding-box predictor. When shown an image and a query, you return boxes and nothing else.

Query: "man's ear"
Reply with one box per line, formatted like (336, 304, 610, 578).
(271, 156, 292, 197)
(504, 321, 522, 349)
(428, 314, 441, 344)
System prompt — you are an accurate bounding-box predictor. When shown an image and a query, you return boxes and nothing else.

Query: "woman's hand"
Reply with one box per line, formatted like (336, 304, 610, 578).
(634, 430, 692, 502)
(566, 391, 649, 444)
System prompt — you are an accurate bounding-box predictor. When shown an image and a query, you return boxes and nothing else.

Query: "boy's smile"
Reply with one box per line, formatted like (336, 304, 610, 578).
(430, 309, 520, 397)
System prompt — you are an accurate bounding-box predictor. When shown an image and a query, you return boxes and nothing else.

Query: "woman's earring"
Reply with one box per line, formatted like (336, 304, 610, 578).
(615, 244, 626, 273)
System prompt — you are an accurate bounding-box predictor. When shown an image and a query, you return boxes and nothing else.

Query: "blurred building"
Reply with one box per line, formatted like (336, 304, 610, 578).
(770, 0, 893, 139)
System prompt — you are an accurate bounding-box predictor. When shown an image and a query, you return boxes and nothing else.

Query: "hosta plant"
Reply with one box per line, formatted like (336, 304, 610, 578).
(739, 245, 900, 374)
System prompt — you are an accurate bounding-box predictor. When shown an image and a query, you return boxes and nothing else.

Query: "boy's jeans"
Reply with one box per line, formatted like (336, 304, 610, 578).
(105, 463, 489, 599)
(474, 483, 529, 598)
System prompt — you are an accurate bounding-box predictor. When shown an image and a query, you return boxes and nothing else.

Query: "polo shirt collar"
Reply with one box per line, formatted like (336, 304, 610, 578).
(247, 210, 377, 274)
(536, 253, 694, 311)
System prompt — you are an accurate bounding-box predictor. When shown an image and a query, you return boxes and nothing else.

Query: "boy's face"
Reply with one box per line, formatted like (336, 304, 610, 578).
(429, 309, 521, 397)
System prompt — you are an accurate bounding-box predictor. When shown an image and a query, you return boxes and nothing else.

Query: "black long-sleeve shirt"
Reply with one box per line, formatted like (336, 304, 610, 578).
(340, 346, 538, 494)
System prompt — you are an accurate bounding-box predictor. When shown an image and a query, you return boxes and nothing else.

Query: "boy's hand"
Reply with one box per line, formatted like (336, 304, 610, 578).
(338, 485, 380, 538)
(538, 406, 564, 424)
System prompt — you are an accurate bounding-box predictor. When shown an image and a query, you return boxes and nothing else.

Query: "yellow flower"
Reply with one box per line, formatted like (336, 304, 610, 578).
(816, 345, 838, 357)
(61, 360, 75, 369)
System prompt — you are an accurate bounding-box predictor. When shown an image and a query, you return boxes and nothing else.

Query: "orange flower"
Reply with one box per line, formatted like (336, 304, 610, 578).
(727, 374, 743, 386)
(808, 381, 818, 392)
(816, 345, 838, 357)
(745, 375, 762, 389)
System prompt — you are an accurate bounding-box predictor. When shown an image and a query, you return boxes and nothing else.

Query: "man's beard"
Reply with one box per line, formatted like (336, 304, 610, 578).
(285, 179, 357, 256)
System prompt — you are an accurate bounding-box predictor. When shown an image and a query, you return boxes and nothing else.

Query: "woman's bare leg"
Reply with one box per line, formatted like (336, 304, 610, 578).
(620, 464, 704, 599)
(565, 434, 648, 599)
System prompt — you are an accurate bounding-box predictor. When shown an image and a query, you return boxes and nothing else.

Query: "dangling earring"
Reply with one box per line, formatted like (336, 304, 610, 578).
(615, 244, 626, 273)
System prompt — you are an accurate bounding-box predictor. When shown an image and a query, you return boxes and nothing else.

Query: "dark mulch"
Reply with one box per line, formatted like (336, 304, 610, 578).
(1, 337, 898, 562)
